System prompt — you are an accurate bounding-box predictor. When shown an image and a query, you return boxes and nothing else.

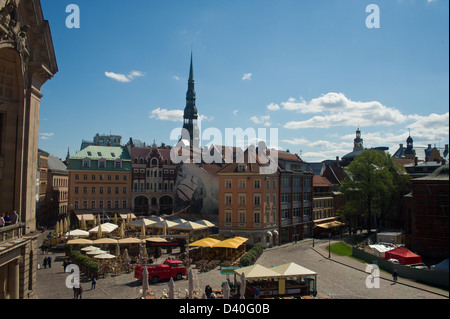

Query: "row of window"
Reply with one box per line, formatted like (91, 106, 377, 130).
(74, 186, 127, 195)
(281, 207, 312, 219)
(74, 199, 128, 210)
(224, 179, 276, 189)
(133, 181, 174, 192)
(82, 158, 123, 168)
(314, 199, 334, 208)
(224, 209, 277, 225)
(133, 168, 175, 177)
(224, 193, 278, 206)
(74, 173, 127, 181)
(53, 177, 68, 187)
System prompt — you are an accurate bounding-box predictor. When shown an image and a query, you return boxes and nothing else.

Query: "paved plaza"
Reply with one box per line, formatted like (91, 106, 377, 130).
(34, 232, 448, 300)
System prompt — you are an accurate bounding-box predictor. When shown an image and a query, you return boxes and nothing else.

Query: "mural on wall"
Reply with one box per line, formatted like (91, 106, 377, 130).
(174, 163, 219, 222)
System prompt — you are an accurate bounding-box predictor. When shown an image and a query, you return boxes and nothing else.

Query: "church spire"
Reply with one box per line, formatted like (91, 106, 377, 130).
(182, 51, 199, 150)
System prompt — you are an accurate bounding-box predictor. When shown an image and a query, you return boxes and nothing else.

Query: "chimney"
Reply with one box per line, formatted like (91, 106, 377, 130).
(414, 157, 418, 166)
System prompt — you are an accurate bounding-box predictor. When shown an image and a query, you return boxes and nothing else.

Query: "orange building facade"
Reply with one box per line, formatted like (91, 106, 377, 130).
(218, 153, 280, 247)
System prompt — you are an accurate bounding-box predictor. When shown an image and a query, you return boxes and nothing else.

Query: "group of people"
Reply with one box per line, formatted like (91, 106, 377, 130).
(43, 256, 52, 268)
(0, 211, 19, 227)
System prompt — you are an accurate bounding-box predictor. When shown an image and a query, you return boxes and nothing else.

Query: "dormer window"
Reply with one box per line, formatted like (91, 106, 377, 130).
(114, 159, 122, 168)
(82, 158, 91, 168)
(237, 164, 247, 172)
(98, 158, 106, 168)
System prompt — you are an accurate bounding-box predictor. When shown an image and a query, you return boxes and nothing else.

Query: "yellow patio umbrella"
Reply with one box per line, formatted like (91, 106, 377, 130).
(67, 238, 93, 245)
(66, 215, 71, 231)
(113, 213, 118, 225)
(115, 244, 120, 257)
(63, 218, 67, 233)
(92, 215, 97, 227)
(93, 238, 119, 244)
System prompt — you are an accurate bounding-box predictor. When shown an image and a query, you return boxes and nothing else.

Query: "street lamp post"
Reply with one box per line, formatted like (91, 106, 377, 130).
(328, 233, 331, 258)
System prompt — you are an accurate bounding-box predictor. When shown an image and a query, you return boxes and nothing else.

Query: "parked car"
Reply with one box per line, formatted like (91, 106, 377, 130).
(134, 259, 187, 284)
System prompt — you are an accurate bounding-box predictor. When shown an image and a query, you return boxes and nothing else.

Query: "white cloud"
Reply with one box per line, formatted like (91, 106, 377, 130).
(173, 75, 180, 81)
(250, 115, 271, 126)
(266, 103, 280, 111)
(40, 132, 54, 140)
(149, 108, 184, 122)
(283, 92, 408, 129)
(233, 110, 239, 116)
(242, 73, 252, 80)
(105, 70, 144, 83)
(149, 108, 214, 122)
(281, 137, 309, 145)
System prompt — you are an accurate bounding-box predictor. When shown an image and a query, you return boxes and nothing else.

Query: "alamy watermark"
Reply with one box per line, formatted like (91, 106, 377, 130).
(365, 264, 380, 289)
(65, 264, 80, 289)
(66, 4, 80, 29)
(169, 124, 279, 174)
(366, 4, 380, 29)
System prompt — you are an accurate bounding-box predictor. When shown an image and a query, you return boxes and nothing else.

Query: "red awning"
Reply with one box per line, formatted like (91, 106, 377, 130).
(384, 247, 422, 265)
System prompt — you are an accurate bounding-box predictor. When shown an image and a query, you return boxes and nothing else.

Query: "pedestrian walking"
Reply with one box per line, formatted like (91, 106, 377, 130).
(205, 285, 212, 299)
(392, 269, 398, 283)
(47, 255, 52, 268)
(43, 256, 48, 269)
(91, 275, 97, 290)
(63, 259, 68, 273)
(78, 284, 83, 299)
(0, 213, 5, 228)
(254, 286, 259, 299)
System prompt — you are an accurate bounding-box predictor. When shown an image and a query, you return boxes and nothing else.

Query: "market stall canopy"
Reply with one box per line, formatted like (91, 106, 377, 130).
(67, 238, 93, 245)
(172, 221, 208, 231)
(117, 238, 143, 244)
(234, 264, 280, 279)
(189, 237, 221, 248)
(65, 229, 89, 237)
(119, 213, 136, 220)
(195, 219, 216, 228)
(75, 213, 95, 221)
(316, 221, 345, 229)
(384, 247, 422, 265)
(126, 218, 156, 228)
(171, 218, 188, 224)
(271, 262, 316, 277)
(89, 223, 118, 234)
(150, 219, 179, 228)
(213, 237, 248, 249)
(93, 238, 119, 244)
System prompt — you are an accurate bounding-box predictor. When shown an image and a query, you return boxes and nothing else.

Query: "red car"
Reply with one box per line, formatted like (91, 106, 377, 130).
(135, 259, 187, 284)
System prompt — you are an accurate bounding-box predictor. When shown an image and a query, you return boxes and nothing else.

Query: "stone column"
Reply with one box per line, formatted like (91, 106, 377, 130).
(7, 259, 20, 299)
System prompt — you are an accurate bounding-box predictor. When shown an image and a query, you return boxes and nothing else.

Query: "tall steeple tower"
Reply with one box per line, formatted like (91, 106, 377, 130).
(182, 51, 199, 150)
(353, 127, 363, 152)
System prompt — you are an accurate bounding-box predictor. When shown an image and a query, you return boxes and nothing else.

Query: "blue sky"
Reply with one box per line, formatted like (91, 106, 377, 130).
(38, 0, 449, 162)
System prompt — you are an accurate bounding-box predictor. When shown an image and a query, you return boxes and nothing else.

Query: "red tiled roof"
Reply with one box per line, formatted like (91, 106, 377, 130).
(313, 175, 333, 186)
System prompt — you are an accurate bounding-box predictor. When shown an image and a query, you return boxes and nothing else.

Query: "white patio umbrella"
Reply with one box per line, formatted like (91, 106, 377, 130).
(240, 272, 246, 299)
(168, 277, 175, 299)
(65, 229, 89, 237)
(86, 249, 107, 256)
(142, 266, 149, 298)
(223, 281, 230, 299)
(188, 268, 194, 299)
(94, 253, 116, 259)
(81, 245, 100, 252)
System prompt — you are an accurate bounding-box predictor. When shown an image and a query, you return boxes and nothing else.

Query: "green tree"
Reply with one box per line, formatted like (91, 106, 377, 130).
(338, 150, 410, 231)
